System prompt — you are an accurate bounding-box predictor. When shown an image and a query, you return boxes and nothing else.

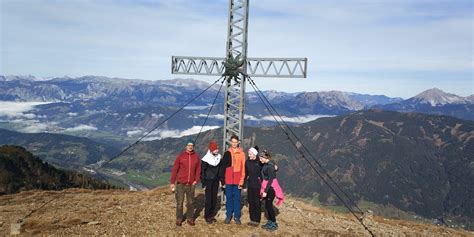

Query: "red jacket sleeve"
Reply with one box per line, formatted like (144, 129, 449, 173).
(170, 154, 181, 184)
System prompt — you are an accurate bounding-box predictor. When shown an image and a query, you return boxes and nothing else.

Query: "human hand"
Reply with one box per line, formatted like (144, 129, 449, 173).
(170, 184, 175, 192)
(192, 181, 197, 185)
(262, 192, 267, 198)
(243, 189, 247, 193)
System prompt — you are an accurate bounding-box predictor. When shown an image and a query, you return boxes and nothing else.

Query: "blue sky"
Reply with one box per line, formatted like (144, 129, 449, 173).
(1, 0, 472, 98)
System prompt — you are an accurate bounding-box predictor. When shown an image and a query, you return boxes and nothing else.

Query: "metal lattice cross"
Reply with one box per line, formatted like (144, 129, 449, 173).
(171, 0, 307, 149)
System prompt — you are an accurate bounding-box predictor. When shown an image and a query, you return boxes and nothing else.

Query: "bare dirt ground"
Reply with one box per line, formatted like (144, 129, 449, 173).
(0, 187, 472, 236)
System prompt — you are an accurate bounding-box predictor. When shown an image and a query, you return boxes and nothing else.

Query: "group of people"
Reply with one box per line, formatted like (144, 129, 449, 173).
(169, 134, 284, 232)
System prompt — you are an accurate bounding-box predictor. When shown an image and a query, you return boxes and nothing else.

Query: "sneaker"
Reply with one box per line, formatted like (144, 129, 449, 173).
(175, 220, 183, 226)
(225, 217, 231, 224)
(235, 218, 241, 225)
(211, 217, 217, 223)
(205, 218, 213, 224)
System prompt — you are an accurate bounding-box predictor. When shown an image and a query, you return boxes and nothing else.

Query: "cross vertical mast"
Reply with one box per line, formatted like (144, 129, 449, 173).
(223, 0, 249, 149)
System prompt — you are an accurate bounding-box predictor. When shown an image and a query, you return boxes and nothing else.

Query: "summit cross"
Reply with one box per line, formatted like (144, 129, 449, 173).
(171, 0, 308, 149)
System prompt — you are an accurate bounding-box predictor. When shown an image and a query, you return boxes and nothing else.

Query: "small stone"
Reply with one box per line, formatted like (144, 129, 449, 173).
(87, 221, 100, 225)
(10, 221, 25, 235)
(362, 210, 374, 227)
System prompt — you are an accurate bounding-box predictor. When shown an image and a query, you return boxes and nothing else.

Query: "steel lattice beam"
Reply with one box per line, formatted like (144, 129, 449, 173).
(172, 56, 307, 78)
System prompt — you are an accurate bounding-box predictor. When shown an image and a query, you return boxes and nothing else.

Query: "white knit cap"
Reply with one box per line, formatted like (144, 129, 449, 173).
(248, 147, 258, 156)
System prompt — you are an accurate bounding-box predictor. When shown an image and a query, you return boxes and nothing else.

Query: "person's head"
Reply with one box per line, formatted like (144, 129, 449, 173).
(248, 146, 259, 160)
(208, 140, 219, 155)
(230, 134, 239, 149)
(259, 149, 271, 164)
(185, 138, 194, 152)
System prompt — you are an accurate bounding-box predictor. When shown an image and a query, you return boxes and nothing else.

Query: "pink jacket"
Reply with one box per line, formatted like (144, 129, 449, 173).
(260, 178, 285, 206)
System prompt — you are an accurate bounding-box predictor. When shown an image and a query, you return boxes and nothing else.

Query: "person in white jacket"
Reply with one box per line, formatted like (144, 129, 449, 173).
(200, 140, 222, 224)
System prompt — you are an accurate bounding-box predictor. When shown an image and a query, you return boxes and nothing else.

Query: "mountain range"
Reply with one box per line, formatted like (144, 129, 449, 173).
(1, 75, 472, 145)
(374, 88, 474, 120)
(1, 75, 473, 229)
(4, 107, 470, 228)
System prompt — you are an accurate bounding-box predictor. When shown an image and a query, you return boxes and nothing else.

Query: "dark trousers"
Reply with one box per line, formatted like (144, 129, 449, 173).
(204, 179, 219, 219)
(264, 188, 276, 222)
(247, 187, 261, 223)
(175, 183, 195, 221)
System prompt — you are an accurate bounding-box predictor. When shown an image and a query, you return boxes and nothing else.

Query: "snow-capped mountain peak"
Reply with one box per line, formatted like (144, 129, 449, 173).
(412, 88, 470, 106)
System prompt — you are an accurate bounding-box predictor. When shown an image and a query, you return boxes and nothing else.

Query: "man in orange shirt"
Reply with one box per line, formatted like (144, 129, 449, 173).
(219, 134, 246, 224)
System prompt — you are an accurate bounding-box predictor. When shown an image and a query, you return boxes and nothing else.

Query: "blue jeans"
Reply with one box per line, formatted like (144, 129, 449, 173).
(225, 184, 241, 220)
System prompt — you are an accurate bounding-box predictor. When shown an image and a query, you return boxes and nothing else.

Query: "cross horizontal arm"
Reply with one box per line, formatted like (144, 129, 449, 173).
(171, 56, 307, 78)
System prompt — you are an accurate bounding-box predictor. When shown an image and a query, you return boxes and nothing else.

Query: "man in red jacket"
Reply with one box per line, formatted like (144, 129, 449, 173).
(170, 138, 201, 226)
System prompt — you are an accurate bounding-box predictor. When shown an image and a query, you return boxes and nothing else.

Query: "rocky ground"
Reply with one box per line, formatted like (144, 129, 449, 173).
(0, 187, 472, 236)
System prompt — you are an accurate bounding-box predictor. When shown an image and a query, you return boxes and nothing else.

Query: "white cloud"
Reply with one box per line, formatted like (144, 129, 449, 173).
(22, 113, 36, 119)
(180, 126, 219, 137)
(151, 113, 163, 118)
(127, 129, 144, 137)
(0, 101, 51, 118)
(261, 115, 334, 123)
(198, 113, 332, 123)
(244, 115, 259, 121)
(64, 124, 98, 132)
(67, 112, 78, 116)
(12, 119, 59, 133)
(141, 125, 219, 141)
(184, 105, 210, 110)
(197, 114, 225, 120)
(21, 123, 50, 133)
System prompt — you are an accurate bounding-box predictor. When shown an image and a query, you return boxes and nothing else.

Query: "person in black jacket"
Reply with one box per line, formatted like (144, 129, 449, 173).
(200, 140, 222, 224)
(259, 150, 278, 231)
(243, 145, 263, 226)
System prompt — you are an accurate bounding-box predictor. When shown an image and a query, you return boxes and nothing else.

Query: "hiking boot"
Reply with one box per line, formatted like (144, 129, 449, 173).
(187, 219, 195, 226)
(247, 221, 259, 227)
(235, 218, 241, 225)
(175, 219, 183, 226)
(261, 220, 272, 229)
(266, 222, 278, 232)
(205, 218, 213, 224)
(224, 217, 231, 224)
(211, 217, 217, 223)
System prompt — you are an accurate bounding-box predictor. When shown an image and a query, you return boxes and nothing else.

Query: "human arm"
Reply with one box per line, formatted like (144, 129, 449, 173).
(170, 154, 181, 190)
(264, 165, 276, 193)
(193, 156, 201, 185)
